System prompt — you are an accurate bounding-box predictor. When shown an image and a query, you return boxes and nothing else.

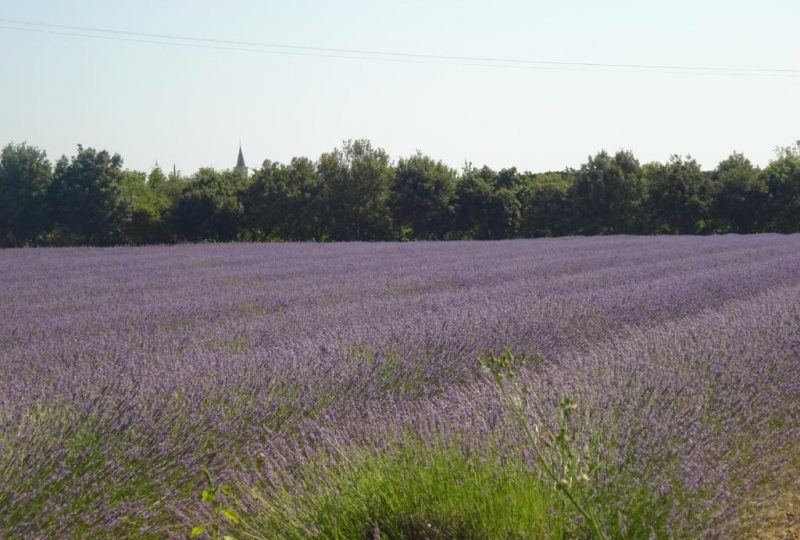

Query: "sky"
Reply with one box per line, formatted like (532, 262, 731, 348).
(1, 0, 798, 174)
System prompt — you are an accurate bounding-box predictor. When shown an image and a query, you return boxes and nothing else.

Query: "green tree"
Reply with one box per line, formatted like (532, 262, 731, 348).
(120, 166, 177, 244)
(712, 152, 765, 233)
(48, 145, 130, 246)
(455, 165, 521, 239)
(148, 165, 167, 188)
(173, 168, 247, 242)
(570, 151, 645, 235)
(318, 140, 394, 241)
(0, 143, 53, 247)
(645, 156, 714, 234)
(763, 142, 800, 233)
(520, 172, 574, 237)
(246, 157, 324, 240)
(391, 153, 457, 239)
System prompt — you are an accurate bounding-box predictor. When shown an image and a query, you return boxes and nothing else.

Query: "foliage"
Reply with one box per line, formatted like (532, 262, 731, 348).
(481, 350, 607, 539)
(455, 165, 521, 239)
(391, 152, 457, 240)
(47, 145, 130, 246)
(173, 168, 248, 242)
(570, 150, 645, 235)
(2, 139, 800, 245)
(318, 139, 394, 241)
(0, 143, 53, 247)
(519, 172, 575, 237)
(645, 156, 714, 234)
(190, 470, 241, 539)
(119, 167, 179, 244)
(241, 438, 565, 539)
(712, 152, 765, 233)
(245, 157, 325, 241)
(763, 142, 800, 233)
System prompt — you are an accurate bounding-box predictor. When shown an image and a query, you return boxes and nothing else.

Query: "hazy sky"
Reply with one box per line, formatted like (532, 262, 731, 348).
(1, 0, 798, 174)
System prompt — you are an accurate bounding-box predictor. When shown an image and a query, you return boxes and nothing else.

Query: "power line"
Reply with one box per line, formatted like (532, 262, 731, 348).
(1, 16, 798, 77)
(0, 24, 619, 73)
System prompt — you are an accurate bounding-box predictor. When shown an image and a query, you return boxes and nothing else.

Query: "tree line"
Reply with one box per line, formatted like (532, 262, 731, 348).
(1, 139, 798, 247)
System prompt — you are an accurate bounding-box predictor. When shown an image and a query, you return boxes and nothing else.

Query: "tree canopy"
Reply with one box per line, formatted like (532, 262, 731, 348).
(0, 143, 52, 247)
(1, 139, 798, 246)
(48, 146, 129, 246)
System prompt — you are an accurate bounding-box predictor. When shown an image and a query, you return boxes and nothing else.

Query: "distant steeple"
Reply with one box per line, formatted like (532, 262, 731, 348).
(235, 144, 248, 178)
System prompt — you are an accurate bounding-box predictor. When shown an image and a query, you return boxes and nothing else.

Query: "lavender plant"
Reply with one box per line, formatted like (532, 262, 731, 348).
(0, 236, 798, 538)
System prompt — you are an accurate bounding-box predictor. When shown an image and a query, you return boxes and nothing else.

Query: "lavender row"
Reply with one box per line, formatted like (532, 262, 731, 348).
(1, 235, 799, 537)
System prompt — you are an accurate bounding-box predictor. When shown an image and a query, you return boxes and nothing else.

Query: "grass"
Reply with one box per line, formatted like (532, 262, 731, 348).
(239, 439, 572, 539)
(232, 432, 688, 540)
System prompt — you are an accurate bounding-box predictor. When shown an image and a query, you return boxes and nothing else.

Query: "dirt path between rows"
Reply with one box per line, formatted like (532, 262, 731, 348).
(742, 491, 800, 539)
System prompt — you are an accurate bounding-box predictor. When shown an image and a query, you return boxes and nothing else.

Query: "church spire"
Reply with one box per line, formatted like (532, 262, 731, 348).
(235, 144, 248, 178)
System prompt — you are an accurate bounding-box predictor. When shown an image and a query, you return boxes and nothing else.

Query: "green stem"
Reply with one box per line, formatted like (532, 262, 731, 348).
(495, 379, 608, 540)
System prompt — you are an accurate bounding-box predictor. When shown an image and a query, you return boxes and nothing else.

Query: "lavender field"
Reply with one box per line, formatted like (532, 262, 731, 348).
(2, 236, 799, 538)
